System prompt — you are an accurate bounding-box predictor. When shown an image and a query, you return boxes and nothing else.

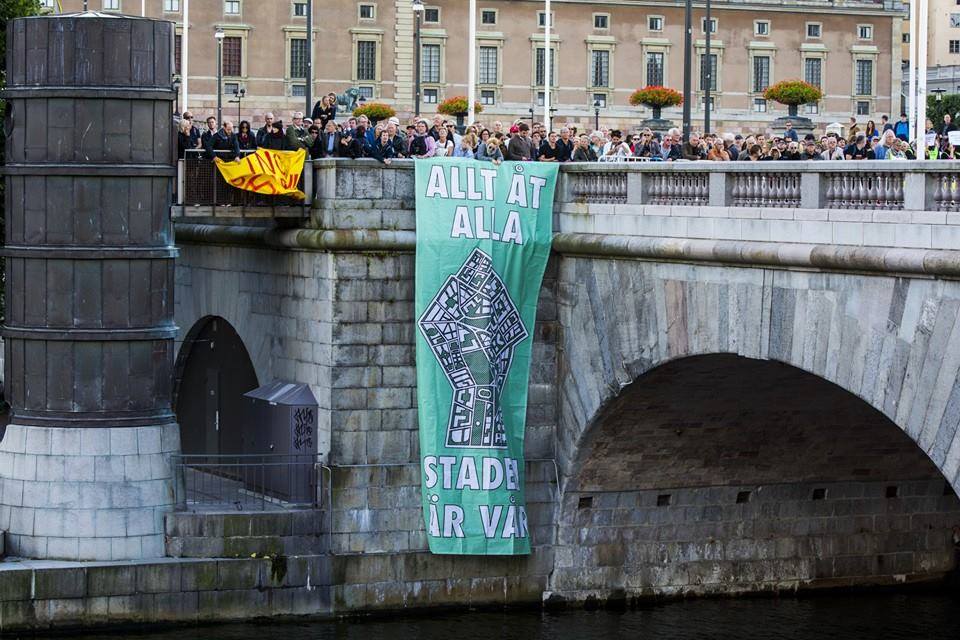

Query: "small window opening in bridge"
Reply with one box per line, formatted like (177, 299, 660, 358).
(886, 485, 899, 498)
(656, 494, 671, 507)
(736, 491, 751, 504)
(945, 482, 955, 497)
(812, 488, 827, 501)
(578, 496, 593, 510)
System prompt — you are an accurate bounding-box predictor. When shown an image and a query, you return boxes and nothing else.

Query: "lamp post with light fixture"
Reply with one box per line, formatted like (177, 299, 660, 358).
(215, 27, 225, 124)
(413, 0, 424, 117)
(593, 99, 600, 131)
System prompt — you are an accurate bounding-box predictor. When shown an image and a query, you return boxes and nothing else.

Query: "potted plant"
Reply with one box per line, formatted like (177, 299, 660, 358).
(352, 102, 396, 126)
(629, 86, 683, 121)
(437, 96, 483, 130)
(763, 80, 823, 117)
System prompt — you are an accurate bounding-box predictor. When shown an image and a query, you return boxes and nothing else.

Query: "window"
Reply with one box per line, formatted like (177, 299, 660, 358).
(421, 43, 441, 83)
(224, 82, 239, 95)
(357, 86, 374, 99)
(804, 102, 819, 115)
(424, 7, 440, 23)
(174, 34, 182, 75)
(537, 11, 554, 28)
(700, 53, 717, 91)
(535, 47, 556, 86)
(481, 9, 496, 25)
(291, 85, 306, 97)
(224, 0, 240, 15)
(857, 24, 873, 40)
(804, 57, 822, 88)
(754, 21, 769, 36)
(163, 0, 180, 11)
(701, 18, 716, 34)
(102, 0, 120, 9)
(856, 100, 870, 115)
(951, 40, 960, 53)
(39, 0, 55, 8)
(806, 23, 821, 38)
(357, 40, 377, 81)
(222, 36, 242, 76)
(753, 98, 767, 112)
(902, 32, 910, 43)
(290, 38, 308, 78)
(594, 14, 609, 29)
(479, 46, 498, 84)
(646, 52, 664, 86)
(648, 16, 663, 31)
(480, 90, 495, 105)
(591, 50, 610, 87)
(593, 92, 607, 108)
(537, 91, 545, 106)
(701, 96, 715, 111)
(855, 59, 873, 95)
(359, 4, 375, 20)
(293, 2, 306, 17)
(423, 88, 438, 103)
(952, 13, 960, 27)
(752, 55, 770, 93)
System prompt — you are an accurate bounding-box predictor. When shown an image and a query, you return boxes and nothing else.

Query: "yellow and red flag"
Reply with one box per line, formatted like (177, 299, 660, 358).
(214, 148, 307, 200)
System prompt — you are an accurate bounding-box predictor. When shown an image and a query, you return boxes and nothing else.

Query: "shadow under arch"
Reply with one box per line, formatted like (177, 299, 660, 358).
(173, 315, 259, 456)
(553, 353, 960, 600)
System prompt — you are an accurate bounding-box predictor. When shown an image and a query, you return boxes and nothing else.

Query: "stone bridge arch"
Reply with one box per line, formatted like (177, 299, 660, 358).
(551, 257, 960, 600)
(556, 258, 960, 494)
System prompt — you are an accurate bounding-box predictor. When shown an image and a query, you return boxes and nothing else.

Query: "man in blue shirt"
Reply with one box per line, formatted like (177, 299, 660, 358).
(782, 120, 798, 142)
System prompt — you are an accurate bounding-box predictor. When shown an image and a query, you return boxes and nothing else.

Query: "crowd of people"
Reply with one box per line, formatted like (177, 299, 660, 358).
(177, 101, 960, 164)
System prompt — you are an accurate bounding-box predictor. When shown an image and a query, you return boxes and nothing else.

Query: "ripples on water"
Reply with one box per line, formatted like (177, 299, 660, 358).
(28, 593, 960, 640)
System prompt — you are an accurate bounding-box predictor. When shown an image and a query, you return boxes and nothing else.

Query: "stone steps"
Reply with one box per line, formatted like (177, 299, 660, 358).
(165, 510, 325, 559)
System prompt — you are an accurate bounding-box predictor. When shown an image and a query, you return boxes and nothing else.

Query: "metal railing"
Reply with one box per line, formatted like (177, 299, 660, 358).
(172, 453, 321, 511)
(178, 149, 308, 208)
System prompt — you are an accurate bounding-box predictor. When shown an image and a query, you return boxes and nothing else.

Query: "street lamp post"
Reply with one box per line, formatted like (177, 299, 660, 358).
(305, 0, 313, 119)
(704, 0, 712, 135)
(229, 87, 245, 123)
(682, 0, 692, 141)
(215, 27, 225, 125)
(413, 0, 424, 117)
(594, 100, 600, 131)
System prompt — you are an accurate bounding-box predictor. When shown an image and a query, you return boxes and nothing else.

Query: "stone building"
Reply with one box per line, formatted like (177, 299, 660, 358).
(56, 0, 905, 132)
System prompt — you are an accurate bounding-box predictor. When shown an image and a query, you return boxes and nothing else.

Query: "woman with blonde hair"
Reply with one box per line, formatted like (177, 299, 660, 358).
(454, 132, 478, 158)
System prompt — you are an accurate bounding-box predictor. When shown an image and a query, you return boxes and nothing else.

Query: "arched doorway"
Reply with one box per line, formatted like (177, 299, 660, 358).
(174, 316, 259, 456)
(554, 354, 960, 600)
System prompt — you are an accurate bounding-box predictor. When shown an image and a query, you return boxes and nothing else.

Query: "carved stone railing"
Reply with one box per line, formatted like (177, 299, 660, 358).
(554, 161, 949, 212)
(731, 172, 801, 208)
(296, 159, 960, 216)
(569, 171, 627, 204)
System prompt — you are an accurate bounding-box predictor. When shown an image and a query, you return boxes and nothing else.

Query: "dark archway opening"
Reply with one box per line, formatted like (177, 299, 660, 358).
(174, 316, 259, 456)
(556, 355, 960, 599)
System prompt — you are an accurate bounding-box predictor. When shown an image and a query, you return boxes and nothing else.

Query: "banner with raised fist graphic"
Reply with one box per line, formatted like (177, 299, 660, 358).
(414, 158, 557, 555)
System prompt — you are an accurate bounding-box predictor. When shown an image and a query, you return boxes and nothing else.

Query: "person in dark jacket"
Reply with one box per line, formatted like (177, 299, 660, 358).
(180, 111, 202, 149)
(255, 112, 275, 147)
(338, 126, 366, 159)
(200, 116, 218, 150)
(204, 120, 241, 160)
(236, 120, 257, 151)
(259, 121, 289, 150)
(301, 125, 323, 159)
(369, 129, 398, 164)
(572, 134, 598, 162)
(177, 118, 198, 158)
(316, 121, 341, 158)
(311, 93, 338, 127)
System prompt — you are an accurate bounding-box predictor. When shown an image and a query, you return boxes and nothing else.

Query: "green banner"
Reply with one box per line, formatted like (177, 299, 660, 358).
(415, 158, 557, 555)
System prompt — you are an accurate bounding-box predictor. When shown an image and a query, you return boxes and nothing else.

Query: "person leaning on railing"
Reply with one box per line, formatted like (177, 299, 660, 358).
(203, 120, 241, 160)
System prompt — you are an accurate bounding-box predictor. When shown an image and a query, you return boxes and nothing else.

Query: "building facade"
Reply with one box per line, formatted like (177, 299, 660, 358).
(57, 0, 905, 132)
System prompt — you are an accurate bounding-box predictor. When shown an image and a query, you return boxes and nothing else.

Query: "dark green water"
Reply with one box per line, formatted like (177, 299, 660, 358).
(21, 592, 960, 640)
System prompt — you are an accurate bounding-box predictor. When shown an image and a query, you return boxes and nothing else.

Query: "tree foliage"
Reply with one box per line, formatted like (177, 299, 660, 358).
(925, 94, 960, 128)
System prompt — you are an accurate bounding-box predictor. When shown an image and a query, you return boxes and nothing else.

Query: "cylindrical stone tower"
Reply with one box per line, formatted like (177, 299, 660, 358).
(0, 14, 180, 560)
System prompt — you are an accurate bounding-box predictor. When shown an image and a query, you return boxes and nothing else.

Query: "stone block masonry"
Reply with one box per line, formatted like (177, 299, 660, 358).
(0, 425, 180, 561)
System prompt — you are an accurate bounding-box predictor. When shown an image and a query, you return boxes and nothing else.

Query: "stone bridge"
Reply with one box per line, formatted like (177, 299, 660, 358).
(169, 159, 960, 605)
